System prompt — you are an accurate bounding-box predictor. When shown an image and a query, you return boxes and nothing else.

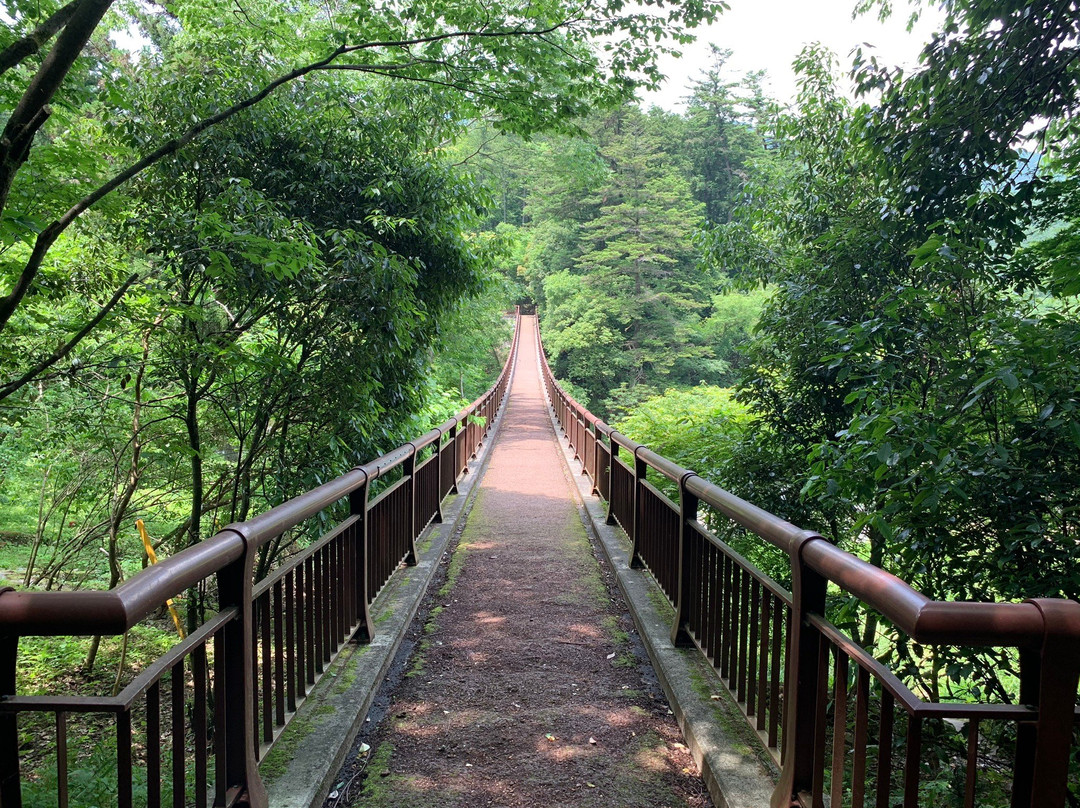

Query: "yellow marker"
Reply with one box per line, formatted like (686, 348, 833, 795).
(137, 519, 186, 639)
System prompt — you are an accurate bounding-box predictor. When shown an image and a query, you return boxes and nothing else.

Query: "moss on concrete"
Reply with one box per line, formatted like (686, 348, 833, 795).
(260, 714, 315, 784)
(686, 658, 774, 767)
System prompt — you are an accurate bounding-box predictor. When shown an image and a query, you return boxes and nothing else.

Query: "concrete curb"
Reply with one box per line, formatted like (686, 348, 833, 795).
(264, 391, 512, 808)
(545, 409, 779, 808)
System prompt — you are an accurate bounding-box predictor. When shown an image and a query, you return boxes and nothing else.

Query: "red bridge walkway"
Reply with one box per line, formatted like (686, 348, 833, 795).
(343, 315, 712, 807)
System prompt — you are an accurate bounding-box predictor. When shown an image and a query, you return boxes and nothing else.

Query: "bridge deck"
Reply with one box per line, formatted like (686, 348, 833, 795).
(338, 315, 712, 807)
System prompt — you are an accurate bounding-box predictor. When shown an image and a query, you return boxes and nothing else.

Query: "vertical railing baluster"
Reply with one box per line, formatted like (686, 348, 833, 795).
(964, 718, 979, 808)
(285, 570, 297, 712)
(630, 449, 646, 569)
(448, 423, 460, 494)
(327, 535, 338, 648)
(747, 578, 761, 717)
(688, 525, 701, 640)
(172, 661, 185, 807)
(404, 445, 418, 566)
(738, 569, 751, 703)
(273, 582, 285, 728)
(194, 643, 208, 808)
(902, 716, 922, 808)
(56, 711, 69, 808)
(298, 561, 313, 689)
(213, 631, 226, 808)
(312, 552, 324, 672)
(321, 546, 332, 664)
(606, 442, 620, 526)
(831, 652, 848, 808)
(720, 554, 732, 680)
(758, 593, 771, 732)
(876, 690, 894, 808)
(349, 472, 374, 642)
(769, 597, 783, 752)
(710, 546, 722, 668)
(117, 710, 133, 808)
(260, 591, 272, 744)
(851, 666, 870, 808)
(811, 634, 830, 806)
(694, 538, 707, 652)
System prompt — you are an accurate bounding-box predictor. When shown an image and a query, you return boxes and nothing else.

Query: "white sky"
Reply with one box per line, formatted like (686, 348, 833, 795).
(640, 0, 945, 110)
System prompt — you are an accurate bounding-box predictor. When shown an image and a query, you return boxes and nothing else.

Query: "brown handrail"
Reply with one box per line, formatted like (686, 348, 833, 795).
(0, 310, 523, 808)
(535, 314, 1080, 808)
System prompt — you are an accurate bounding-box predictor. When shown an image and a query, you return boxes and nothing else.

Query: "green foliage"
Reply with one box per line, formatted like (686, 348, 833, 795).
(698, 2, 1080, 721)
(614, 385, 789, 580)
(615, 385, 748, 476)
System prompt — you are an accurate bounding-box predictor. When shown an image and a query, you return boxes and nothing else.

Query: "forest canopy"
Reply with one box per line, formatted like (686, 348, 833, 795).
(0, 0, 720, 614)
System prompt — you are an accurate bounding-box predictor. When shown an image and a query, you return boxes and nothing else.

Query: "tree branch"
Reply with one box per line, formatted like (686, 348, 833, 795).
(337, 18, 581, 55)
(0, 19, 589, 349)
(0, 0, 85, 77)
(0, 0, 116, 218)
(0, 272, 139, 403)
(0, 44, 348, 337)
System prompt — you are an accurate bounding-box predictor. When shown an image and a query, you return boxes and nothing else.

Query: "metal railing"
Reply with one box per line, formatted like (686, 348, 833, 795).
(536, 316, 1080, 808)
(0, 312, 521, 808)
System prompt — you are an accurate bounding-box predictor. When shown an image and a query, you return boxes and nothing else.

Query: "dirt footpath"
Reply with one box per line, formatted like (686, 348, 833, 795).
(329, 317, 712, 808)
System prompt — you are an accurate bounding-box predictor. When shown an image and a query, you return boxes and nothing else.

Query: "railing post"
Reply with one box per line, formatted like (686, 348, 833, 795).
(1016, 599, 1080, 808)
(671, 472, 699, 648)
(583, 421, 593, 482)
(0, 619, 21, 808)
(349, 472, 375, 642)
(598, 435, 611, 503)
(630, 448, 647, 570)
(771, 532, 827, 808)
(215, 532, 268, 808)
(434, 427, 445, 524)
(448, 422, 460, 494)
(605, 441, 619, 526)
(404, 444, 418, 566)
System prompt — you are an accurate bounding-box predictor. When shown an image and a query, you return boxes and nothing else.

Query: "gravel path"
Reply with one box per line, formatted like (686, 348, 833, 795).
(333, 316, 712, 808)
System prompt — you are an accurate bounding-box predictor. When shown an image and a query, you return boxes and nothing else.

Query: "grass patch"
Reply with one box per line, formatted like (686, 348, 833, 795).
(614, 652, 637, 668)
(424, 605, 444, 634)
(438, 544, 468, 598)
(405, 638, 430, 679)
